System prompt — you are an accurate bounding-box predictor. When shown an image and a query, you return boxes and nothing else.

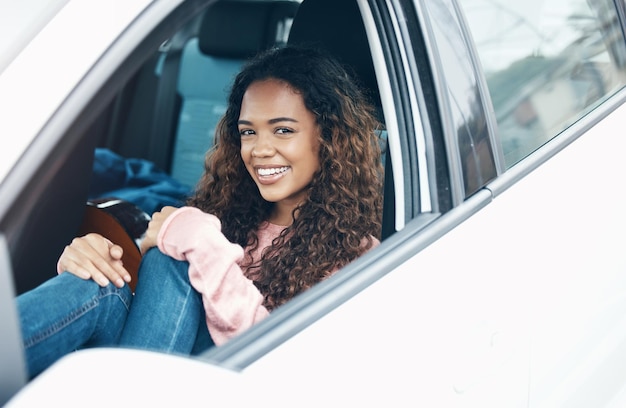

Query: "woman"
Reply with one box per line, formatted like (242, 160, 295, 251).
(17, 45, 383, 378)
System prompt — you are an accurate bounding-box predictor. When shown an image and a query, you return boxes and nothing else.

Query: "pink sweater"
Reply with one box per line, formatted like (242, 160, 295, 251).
(156, 207, 274, 345)
(158, 206, 379, 346)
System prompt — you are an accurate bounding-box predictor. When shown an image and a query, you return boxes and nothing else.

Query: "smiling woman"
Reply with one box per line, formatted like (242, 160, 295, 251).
(189, 45, 383, 311)
(13, 44, 383, 378)
(239, 78, 321, 225)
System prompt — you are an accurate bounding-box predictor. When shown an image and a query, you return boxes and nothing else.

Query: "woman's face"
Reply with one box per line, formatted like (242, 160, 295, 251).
(238, 79, 321, 221)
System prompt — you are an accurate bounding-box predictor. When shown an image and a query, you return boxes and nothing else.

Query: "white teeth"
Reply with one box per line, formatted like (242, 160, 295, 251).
(258, 167, 289, 176)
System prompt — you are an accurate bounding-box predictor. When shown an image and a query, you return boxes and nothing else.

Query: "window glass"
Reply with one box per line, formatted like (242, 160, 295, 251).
(422, 0, 497, 198)
(459, 0, 626, 167)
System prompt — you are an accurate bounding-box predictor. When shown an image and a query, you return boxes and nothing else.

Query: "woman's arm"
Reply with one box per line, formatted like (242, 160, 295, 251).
(155, 207, 269, 345)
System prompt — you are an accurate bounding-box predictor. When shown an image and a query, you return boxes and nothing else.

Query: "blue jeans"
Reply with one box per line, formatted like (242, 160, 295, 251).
(17, 249, 214, 378)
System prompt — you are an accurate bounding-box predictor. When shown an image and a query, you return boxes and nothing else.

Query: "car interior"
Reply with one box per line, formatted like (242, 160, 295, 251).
(9, 0, 397, 302)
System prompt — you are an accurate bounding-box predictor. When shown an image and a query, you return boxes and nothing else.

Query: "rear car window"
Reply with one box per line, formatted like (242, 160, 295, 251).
(460, 0, 626, 167)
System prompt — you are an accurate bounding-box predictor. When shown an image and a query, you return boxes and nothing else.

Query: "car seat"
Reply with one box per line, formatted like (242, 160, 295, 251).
(169, 0, 300, 188)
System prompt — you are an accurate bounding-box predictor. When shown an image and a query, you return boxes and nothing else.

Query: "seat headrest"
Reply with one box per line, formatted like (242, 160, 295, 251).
(199, 1, 300, 59)
(287, 0, 381, 110)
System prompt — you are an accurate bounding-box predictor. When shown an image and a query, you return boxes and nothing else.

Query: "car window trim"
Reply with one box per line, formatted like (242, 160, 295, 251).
(386, 0, 433, 214)
(358, 0, 408, 231)
(413, 0, 466, 207)
(449, 0, 505, 175)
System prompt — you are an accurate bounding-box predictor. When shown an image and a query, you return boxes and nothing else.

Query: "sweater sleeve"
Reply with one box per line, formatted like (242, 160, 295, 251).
(156, 206, 269, 346)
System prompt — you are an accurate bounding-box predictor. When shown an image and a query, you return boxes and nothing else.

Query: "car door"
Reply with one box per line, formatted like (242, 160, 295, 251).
(456, 0, 626, 406)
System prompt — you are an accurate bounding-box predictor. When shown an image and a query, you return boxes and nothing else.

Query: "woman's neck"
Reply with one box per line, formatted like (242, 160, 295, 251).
(268, 202, 296, 227)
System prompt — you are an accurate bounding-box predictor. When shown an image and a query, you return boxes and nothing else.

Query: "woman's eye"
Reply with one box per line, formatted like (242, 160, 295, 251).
(239, 129, 254, 137)
(275, 127, 293, 135)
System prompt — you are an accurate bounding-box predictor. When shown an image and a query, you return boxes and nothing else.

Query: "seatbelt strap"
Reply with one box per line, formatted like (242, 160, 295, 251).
(149, 39, 182, 172)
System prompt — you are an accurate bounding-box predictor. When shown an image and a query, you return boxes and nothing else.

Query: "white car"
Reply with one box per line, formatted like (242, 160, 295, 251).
(2, 0, 626, 406)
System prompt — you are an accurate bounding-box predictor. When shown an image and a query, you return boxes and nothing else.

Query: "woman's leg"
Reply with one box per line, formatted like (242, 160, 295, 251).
(118, 249, 214, 355)
(17, 273, 132, 378)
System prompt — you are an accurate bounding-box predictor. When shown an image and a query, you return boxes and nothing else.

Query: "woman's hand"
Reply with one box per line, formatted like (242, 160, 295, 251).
(140, 206, 179, 255)
(58, 233, 131, 288)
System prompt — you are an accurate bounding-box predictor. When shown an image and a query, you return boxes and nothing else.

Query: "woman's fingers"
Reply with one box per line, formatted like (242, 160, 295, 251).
(58, 233, 131, 288)
(141, 206, 178, 254)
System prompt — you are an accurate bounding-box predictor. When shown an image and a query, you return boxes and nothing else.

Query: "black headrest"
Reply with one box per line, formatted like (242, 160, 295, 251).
(287, 0, 381, 110)
(199, 1, 300, 59)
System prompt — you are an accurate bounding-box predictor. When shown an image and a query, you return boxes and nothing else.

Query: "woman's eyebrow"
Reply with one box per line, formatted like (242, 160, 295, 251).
(238, 117, 298, 126)
(268, 117, 298, 124)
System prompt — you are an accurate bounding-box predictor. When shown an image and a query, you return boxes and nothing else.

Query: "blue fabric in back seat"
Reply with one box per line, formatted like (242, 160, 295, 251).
(89, 148, 192, 215)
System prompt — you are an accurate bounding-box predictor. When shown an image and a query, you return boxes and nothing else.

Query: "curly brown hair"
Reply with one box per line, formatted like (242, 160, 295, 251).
(188, 46, 383, 310)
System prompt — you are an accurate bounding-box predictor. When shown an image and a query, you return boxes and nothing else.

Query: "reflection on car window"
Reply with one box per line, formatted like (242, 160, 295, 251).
(460, 0, 626, 167)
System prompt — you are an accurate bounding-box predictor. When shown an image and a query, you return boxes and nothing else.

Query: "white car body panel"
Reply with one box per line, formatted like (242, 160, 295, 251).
(0, 0, 152, 182)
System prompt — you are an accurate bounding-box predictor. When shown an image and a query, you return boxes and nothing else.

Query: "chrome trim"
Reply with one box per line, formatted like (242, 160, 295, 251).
(386, 0, 432, 213)
(413, 0, 465, 207)
(358, 0, 407, 230)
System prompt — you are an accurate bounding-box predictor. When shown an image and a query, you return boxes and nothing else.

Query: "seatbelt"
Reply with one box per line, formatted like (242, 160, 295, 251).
(149, 15, 201, 173)
(149, 39, 183, 172)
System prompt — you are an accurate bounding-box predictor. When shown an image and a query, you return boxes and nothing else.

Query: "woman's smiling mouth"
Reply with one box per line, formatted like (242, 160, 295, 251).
(257, 166, 289, 176)
(256, 166, 290, 184)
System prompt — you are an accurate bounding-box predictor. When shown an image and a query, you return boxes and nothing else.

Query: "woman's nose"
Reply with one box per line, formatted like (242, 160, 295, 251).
(251, 133, 275, 157)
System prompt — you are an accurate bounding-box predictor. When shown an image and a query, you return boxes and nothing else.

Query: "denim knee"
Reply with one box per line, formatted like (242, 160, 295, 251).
(119, 248, 202, 353)
(138, 248, 190, 283)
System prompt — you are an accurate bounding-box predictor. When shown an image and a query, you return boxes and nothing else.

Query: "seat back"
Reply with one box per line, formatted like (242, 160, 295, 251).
(170, 0, 300, 187)
(287, 0, 381, 114)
